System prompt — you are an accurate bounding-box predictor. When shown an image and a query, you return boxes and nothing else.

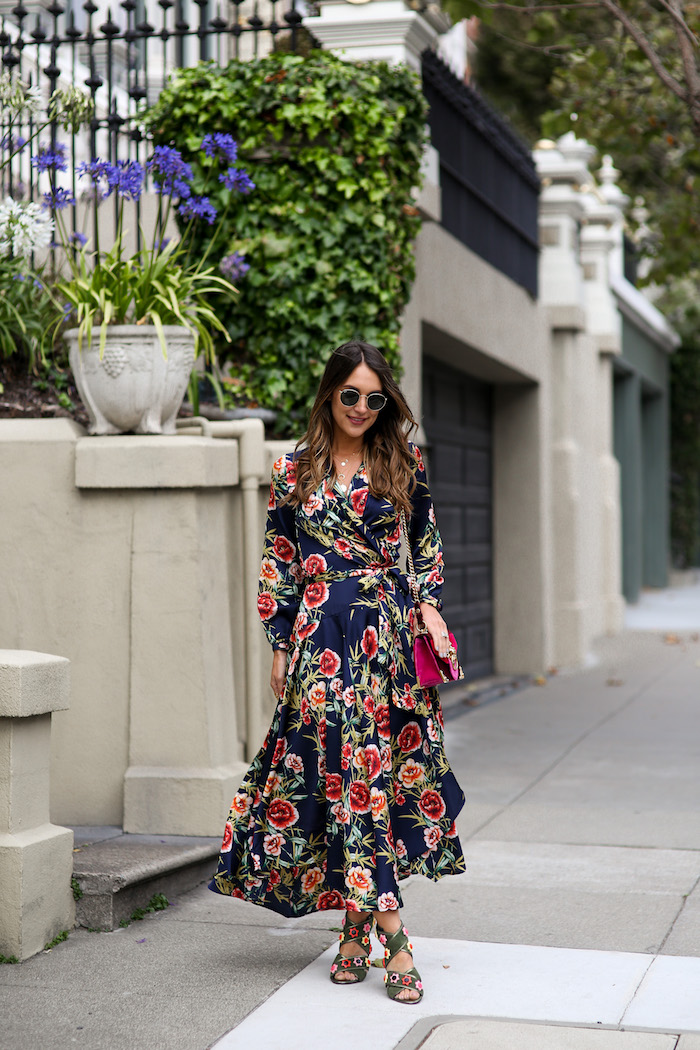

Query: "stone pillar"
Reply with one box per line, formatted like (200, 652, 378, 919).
(614, 372, 643, 603)
(74, 436, 250, 836)
(305, 0, 451, 71)
(0, 651, 74, 961)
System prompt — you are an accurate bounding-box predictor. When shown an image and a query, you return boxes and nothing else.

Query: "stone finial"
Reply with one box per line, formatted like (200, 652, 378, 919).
(598, 154, 629, 207)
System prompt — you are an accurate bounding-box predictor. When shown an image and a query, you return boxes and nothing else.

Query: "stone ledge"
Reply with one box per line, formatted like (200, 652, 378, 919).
(72, 831, 221, 930)
(0, 651, 70, 718)
(75, 434, 239, 489)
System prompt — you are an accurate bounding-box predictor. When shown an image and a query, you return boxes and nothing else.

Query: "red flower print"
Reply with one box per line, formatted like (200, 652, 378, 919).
(318, 754, 327, 779)
(363, 744, 382, 782)
(302, 493, 323, 516)
(297, 619, 320, 641)
(396, 838, 408, 858)
(370, 786, 387, 820)
(349, 780, 372, 813)
(317, 889, 345, 911)
(220, 821, 233, 853)
(232, 888, 245, 899)
(361, 626, 379, 659)
(375, 704, 391, 740)
(341, 742, 352, 770)
(397, 721, 422, 754)
(350, 487, 369, 515)
(447, 821, 458, 838)
(267, 798, 299, 831)
(377, 891, 400, 911)
(230, 792, 252, 817)
(325, 772, 342, 801)
(303, 553, 328, 576)
(259, 558, 280, 584)
(263, 833, 284, 856)
(303, 581, 330, 610)
(301, 867, 324, 895)
(398, 758, 425, 787)
(342, 686, 356, 707)
(285, 460, 297, 488)
(268, 482, 276, 511)
(413, 446, 425, 472)
(331, 802, 350, 824)
(257, 592, 278, 621)
(363, 695, 375, 716)
(272, 738, 287, 765)
(345, 865, 373, 895)
(334, 538, 353, 558)
(427, 567, 444, 585)
(423, 825, 441, 851)
(395, 791, 406, 806)
(309, 682, 327, 708)
(284, 753, 304, 774)
(267, 870, 281, 889)
(380, 744, 392, 772)
(318, 718, 327, 748)
(272, 535, 296, 563)
(418, 789, 446, 823)
(318, 648, 341, 677)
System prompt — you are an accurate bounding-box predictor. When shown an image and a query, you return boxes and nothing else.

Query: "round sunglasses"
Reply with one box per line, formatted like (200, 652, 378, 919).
(339, 387, 387, 412)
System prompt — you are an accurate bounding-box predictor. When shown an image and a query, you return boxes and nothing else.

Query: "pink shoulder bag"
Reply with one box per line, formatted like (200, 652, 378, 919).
(400, 510, 464, 688)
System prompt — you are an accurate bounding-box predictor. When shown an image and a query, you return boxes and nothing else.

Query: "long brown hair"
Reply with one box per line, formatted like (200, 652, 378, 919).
(288, 341, 419, 516)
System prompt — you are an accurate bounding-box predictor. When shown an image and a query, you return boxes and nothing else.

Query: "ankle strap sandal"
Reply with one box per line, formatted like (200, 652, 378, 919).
(377, 923, 424, 1003)
(329, 914, 373, 985)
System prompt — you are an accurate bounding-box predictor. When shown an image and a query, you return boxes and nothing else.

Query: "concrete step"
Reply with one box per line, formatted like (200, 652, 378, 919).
(70, 826, 221, 931)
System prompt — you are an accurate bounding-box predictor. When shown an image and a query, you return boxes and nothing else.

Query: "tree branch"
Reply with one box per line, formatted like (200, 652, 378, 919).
(653, 0, 698, 48)
(668, 0, 700, 130)
(597, 0, 687, 102)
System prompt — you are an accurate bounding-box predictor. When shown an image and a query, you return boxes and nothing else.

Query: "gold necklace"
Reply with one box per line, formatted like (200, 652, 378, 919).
(334, 448, 363, 490)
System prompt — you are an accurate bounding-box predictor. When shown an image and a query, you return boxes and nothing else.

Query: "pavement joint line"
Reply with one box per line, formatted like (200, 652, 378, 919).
(393, 1016, 689, 1050)
(656, 873, 700, 955)
(462, 647, 686, 843)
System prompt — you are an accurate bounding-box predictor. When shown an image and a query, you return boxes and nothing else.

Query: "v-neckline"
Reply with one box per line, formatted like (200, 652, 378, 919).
(333, 462, 365, 498)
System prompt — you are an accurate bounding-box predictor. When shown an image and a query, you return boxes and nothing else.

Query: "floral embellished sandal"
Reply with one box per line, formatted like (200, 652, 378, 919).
(377, 923, 424, 1004)
(329, 913, 374, 985)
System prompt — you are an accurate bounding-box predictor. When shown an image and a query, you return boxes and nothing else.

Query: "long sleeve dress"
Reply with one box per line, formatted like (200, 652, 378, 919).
(209, 443, 465, 917)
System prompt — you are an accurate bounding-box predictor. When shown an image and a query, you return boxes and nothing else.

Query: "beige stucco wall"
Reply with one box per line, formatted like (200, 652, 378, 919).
(399, 215, 623, 675)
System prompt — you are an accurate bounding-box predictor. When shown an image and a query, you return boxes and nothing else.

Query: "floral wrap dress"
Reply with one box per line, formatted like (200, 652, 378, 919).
(209, 443, 465, 917)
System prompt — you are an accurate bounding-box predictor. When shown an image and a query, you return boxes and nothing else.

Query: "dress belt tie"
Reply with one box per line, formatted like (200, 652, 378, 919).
(304, 563, 408, 593)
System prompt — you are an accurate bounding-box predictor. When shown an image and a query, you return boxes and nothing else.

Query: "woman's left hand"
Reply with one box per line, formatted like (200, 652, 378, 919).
(419, 602, 451, 658)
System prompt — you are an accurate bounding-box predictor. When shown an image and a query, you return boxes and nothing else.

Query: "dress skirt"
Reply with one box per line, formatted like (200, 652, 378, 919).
(208, 447, 466, 917)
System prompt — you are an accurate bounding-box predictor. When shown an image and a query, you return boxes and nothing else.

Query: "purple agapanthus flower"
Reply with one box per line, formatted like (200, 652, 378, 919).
(1, 134, 28, 153)
(41, 187, 76, 210)
(202, 133, 238, 165)
(104, 159, 145, 201)
(147, 146, 194, 197)
(177, 195, 217, 224)
(70, 231, 88, 247)
(218, 167, 255, 194)
(154, 237, 171, 253)
(31, 142, 68, 173)
(76, 158, 112, 185)
(219, 251, 250, 282)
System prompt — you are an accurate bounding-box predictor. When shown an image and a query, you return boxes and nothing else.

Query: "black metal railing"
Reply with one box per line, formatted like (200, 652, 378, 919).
(422, 49, 540, 297)
(0, 0, 314, 253)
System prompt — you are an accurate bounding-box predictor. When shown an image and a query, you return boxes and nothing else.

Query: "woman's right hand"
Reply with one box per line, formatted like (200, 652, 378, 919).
(271, 649, 288, 699)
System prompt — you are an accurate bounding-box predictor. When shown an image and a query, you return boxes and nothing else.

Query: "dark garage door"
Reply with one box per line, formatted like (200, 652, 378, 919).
(422, 356, 494, 681)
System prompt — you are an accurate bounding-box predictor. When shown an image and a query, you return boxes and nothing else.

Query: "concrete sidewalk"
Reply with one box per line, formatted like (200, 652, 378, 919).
(1, 613, 699, 1049)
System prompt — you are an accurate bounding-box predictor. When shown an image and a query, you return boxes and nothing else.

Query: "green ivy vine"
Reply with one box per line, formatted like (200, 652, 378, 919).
(144, 50, 428, 435)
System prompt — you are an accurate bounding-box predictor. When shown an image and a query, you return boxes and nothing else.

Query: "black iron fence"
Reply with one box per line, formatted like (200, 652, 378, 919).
(0, 0, 313, 251)
(422, 48, 540, 298)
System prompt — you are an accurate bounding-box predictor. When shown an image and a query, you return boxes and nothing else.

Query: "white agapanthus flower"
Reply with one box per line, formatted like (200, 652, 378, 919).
(0, 197, 54, 259)
(0, 72, 42, 118)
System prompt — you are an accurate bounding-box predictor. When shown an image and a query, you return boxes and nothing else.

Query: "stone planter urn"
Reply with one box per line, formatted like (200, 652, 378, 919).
(66, 325, 196, 436)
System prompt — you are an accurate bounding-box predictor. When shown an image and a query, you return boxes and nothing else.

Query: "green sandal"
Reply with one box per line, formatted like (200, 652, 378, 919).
(377, 922, 424, 1003)
(329, 913, 373, 985)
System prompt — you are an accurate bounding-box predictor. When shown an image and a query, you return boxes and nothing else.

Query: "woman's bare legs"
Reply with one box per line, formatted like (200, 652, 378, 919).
(335, 908, 419, 1002)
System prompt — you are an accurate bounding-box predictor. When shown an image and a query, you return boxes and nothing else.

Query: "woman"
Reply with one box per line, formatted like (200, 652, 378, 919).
(209, 341, 465, 1004)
